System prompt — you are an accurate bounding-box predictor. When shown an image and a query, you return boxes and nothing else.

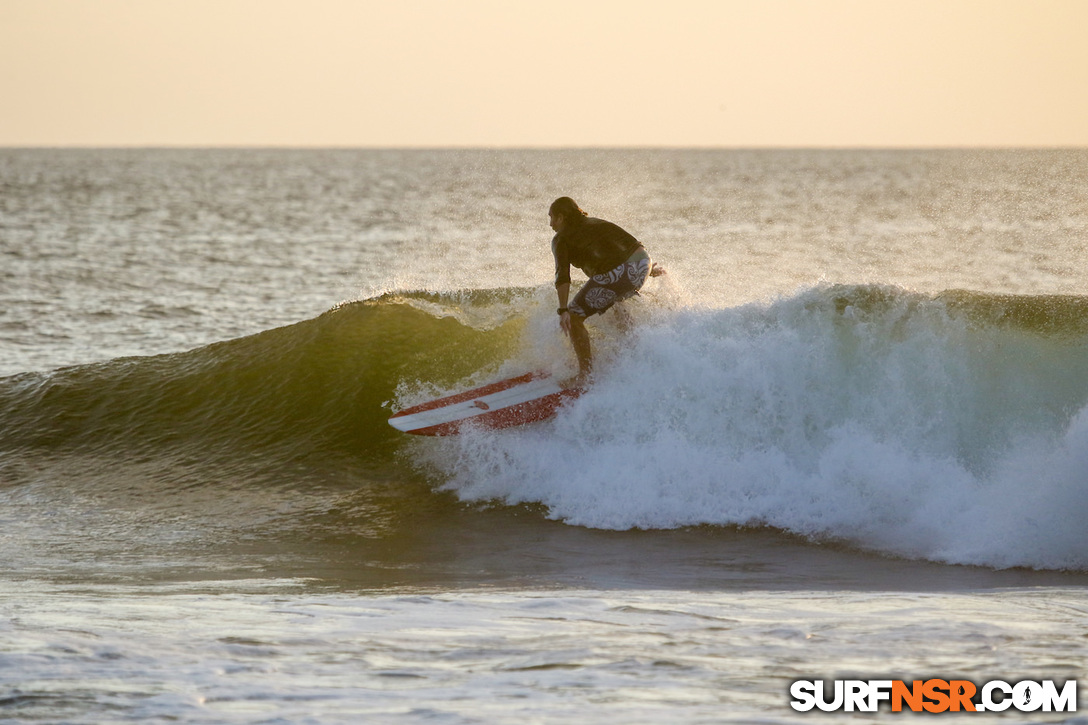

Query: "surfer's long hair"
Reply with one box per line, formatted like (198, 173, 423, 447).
(549, 197, 588, 225)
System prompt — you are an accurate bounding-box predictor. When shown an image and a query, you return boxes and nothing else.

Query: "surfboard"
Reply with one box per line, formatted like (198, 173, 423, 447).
(388, 372, 583, 436)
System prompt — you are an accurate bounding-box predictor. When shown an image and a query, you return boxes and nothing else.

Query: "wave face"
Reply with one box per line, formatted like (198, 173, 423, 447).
(3, 285, 1088, 571)
(0, 289, 526, 491)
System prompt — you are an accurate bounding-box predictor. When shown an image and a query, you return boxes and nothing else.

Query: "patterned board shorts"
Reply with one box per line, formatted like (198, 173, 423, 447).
(568, 248, 651, 318)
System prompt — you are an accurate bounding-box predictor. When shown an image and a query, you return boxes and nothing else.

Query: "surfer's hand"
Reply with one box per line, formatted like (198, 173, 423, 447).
(559, 310, 571, 336)
(650, 263, 666, 277)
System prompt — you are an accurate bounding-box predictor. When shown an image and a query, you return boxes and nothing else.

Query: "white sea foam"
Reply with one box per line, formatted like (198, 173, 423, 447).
(436, 286, 1088, 570)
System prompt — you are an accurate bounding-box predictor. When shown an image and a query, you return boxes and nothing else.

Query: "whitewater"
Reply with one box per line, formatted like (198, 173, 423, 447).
(422, 285, 1088, 571)
(2, 148, 1087, 723)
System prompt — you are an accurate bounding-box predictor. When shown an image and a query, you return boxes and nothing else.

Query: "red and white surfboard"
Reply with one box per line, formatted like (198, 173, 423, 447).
(388, 372, 583, 436)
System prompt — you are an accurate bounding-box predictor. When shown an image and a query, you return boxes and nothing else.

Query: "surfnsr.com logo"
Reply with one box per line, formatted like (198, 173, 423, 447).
(790, 679, 1077, 713)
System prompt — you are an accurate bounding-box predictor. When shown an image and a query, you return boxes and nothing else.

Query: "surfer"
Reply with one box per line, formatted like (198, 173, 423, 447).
(549, 196, 663, 383)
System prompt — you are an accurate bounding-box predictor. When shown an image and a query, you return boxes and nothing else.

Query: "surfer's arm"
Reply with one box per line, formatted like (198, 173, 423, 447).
(556, 282, 572, 335)
(552, 235, 572, 287)
(552, 235, 575, 335)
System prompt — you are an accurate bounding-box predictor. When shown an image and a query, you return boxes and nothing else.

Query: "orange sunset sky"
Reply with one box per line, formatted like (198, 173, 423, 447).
(1, 0, 1086, 147)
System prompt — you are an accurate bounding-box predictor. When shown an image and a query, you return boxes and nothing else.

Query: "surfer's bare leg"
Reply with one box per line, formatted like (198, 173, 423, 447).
(568, 313, 592, 380)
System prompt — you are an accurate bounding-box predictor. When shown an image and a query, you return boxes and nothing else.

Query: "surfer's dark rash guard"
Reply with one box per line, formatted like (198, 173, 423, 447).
(552, 217, 643, 287)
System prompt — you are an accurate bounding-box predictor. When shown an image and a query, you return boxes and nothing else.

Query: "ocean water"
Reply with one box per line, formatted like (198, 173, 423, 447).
(2, 148, 1088, 722)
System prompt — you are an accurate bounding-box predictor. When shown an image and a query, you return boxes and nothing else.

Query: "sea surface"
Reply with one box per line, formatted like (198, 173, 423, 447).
(2, 148, 1087, 722)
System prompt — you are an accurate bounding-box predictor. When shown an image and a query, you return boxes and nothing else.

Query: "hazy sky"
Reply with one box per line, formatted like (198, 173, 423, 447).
(2, 0, 1086, 147)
